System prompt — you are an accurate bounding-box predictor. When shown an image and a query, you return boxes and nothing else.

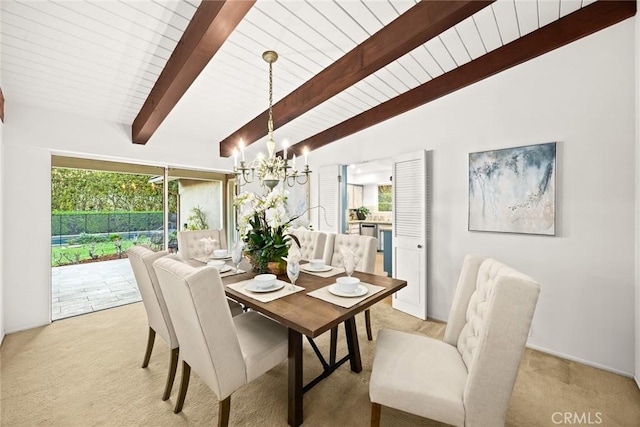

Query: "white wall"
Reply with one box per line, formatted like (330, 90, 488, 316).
(348, 170, 392, 186)
(309, 20, 636, 375)
(3, 145, 52, 331)
(362, 185, 377, 207)
(179, 180, 223, 230)
(0, 11, 5, 344)
(635, 0, 640, 387)
(0, 119, 4, 345)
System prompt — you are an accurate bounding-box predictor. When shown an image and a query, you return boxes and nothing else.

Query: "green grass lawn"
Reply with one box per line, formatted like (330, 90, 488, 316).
(51, 240, 138, 266)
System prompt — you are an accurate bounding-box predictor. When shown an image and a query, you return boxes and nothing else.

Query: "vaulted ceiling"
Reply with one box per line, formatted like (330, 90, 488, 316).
(0, 0, 635, 159)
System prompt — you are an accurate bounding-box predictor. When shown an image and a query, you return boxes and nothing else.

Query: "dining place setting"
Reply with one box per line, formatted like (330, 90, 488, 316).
(299, 257, 344, 277)
(195, 239, 247, 278)
(301, 248, 386, 308)
(224, 244, 385, 308)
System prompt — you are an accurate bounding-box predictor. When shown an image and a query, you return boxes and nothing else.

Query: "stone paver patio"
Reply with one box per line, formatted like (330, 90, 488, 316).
(51, 258, 140, 320)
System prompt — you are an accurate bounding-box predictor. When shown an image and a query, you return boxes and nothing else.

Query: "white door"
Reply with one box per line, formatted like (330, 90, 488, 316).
(317, 165, 345, 234)
(392, 150, 428, 319)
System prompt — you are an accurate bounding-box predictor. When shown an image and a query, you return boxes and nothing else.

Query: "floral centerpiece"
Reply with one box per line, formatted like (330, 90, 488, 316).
(235, 188, 300, 274)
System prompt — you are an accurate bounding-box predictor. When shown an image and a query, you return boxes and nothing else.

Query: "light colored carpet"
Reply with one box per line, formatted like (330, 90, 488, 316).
(2, 299, 639, 426)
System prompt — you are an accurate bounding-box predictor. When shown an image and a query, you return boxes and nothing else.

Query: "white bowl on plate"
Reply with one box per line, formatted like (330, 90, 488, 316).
(213, 249, 228, 258)
(254, 274, 277, 289)
(207, 260, 226, 269)
(336, 276, 360, 293)
(309, 259, 325, 270)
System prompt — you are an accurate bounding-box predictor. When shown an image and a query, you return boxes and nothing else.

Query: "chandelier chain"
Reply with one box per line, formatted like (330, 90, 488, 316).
(268, 61, 274, 136)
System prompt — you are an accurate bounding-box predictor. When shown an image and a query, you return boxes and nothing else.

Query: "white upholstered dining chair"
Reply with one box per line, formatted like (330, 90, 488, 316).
(290, 228, 327, 261)
(322, 233, 377, 274)
(324, 233, 378, 342)
(369, 255, 540, 426)
(126, 245, 178, 401)
(177, 229, 227, 267)
(152, 257, 288, 425)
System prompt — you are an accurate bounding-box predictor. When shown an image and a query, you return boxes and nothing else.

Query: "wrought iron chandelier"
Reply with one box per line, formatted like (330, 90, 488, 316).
(232, 50, 312, 190)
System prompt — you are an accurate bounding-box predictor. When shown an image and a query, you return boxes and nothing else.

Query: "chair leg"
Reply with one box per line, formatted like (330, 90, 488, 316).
(162, 347, 179, 401)
(174, 361, 191, 414)
(329, 326, 338, 365)
(142, 327, 156, 368)
(218, 396, 231, 427)
(365, 309, 373, 341)
(371, 402, 381, 427)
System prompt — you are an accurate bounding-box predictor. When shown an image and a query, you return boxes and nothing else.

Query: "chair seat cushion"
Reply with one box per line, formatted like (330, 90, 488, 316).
(234, 311, 288, 383)
(370, 329, 468, 427)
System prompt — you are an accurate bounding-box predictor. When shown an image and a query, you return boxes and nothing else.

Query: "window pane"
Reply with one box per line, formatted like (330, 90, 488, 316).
(378, 185, 392, 212)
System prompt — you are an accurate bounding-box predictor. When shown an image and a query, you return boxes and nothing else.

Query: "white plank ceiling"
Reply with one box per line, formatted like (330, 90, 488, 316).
(0, 0, 597, 156)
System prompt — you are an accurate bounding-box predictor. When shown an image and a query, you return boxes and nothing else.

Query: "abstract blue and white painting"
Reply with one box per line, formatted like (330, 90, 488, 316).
(468, 142, 556, 235)
(285, 181, 311, 228)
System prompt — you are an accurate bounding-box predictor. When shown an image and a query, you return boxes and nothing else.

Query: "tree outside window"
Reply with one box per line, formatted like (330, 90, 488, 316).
(378, 185, 392, 211)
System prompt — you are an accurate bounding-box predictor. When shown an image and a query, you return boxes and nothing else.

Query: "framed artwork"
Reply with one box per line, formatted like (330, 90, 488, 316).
(468, 142, 556, 235)
(286, 180, 311, 227)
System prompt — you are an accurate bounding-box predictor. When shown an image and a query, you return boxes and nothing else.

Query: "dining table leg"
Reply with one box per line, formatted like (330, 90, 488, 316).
(288, 328, 303, 427)
(344, 317, 362, 372)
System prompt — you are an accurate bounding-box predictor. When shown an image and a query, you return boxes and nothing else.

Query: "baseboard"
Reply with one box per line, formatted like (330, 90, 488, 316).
(5, 319, 51, 335)
(426, 314, 447, 323)
(526, 343, 634, 378)
(635, 375, 640, 390)
(410, 313, 634, 378)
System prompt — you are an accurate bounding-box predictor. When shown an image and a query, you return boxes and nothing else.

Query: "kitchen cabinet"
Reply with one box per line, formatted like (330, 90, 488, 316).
(347, 222, 360, 235)
(347, 184, 363, 209)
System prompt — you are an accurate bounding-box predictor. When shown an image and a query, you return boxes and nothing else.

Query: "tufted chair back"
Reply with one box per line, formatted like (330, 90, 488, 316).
(177, 229, 227, 261)
(153, 257, 246, 400)
(443, 255, 540, 425)
(323, 233, 377, 274)
(370, 255, 539, 426)
(153, 256, 288, 419)
(127, 245, 178, 349)
(290, 229, 327, 261)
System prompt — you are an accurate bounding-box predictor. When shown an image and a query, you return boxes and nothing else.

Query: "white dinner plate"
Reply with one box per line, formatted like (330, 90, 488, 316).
(245, 281, 285, 293)
(328, 284, 368, 298)
(208, 264, 232, 273)
(302, 264, 333, 273)
(211, 254, 231, 260)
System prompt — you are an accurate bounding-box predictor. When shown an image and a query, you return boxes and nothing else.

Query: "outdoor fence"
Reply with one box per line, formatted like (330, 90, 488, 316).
(51, 211, 165, 245)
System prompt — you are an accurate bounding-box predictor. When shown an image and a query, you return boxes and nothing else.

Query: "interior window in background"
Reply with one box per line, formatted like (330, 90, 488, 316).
(378, 185, 392, 211)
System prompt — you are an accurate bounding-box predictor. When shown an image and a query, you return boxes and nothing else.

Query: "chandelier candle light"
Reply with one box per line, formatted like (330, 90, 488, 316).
(232, 50, 312, 190)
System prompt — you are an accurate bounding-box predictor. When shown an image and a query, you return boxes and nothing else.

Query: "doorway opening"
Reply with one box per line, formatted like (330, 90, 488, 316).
(50, 158, 233, 320)
(50, 157, 172, 320)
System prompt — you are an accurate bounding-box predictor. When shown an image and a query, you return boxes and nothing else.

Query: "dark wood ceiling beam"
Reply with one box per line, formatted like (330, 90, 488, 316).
(219, 0, 495, 156)
(132, 0, 255, 145)
(284, 0, 636, 156)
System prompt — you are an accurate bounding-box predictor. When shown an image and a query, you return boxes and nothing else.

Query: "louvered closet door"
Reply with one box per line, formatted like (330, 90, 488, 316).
(392, 150, 427, 319)
(317, 165, 344, 234)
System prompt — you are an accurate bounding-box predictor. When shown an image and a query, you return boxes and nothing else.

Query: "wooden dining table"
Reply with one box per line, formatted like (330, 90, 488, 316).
(221, 265, 407, 427)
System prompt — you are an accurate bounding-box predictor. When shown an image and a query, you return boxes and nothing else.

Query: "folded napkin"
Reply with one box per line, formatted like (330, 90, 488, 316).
(200, 237, 220, 255)
(285, 243, 302, 265)
(339, 246, 357, 276)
